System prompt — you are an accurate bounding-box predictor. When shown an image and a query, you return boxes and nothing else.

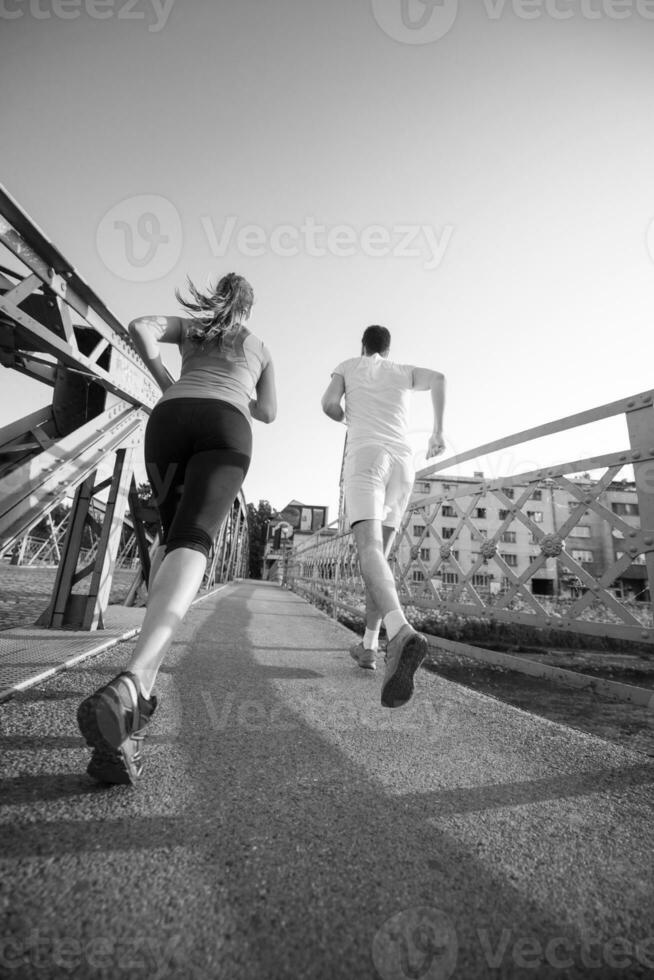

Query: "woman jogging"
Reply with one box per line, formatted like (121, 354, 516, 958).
(77, 272, 277, 785)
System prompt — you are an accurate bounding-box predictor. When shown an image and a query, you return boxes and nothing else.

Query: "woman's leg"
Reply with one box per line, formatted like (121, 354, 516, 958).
(128, 454, 247, 698)
(127, 546, 207, 698)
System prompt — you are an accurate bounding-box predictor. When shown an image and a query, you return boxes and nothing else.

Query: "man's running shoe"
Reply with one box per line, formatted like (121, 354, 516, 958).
(77, 672, 157, 785)
(381, 625, 428, 708)
(349, 642, 377, 671)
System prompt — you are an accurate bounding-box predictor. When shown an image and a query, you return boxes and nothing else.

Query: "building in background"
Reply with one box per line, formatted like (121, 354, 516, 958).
(263, 500, 330, 581)
(398, 473, 647, 601)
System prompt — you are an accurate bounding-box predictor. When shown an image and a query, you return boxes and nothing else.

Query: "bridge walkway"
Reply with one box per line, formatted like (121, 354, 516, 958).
(1, 581, 653, 979)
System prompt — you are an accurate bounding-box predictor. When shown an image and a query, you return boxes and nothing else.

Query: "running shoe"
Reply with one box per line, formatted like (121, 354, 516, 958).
(77, 672, 157, 785)
(381, 625, 428, 708)
(349, 641, 377, 671)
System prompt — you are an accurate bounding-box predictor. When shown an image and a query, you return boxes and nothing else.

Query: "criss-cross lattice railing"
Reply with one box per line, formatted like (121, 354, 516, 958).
(288, 389, 654, 648)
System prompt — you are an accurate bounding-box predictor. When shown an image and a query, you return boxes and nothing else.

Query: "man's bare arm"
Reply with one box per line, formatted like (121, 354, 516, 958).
(321, 374, 346, 423)
(412, 367, 446, 458)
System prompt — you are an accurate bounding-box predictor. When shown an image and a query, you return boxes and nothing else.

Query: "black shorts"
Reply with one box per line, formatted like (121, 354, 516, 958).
(144, 397, 252, 558)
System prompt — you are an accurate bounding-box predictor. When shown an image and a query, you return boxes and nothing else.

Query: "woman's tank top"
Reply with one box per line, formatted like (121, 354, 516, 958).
(159, 322, 267, 419)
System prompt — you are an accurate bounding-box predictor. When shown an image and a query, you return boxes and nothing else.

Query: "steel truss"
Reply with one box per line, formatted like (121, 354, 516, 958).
(288, 391, 654, 648)
(0, 185, 249, 629)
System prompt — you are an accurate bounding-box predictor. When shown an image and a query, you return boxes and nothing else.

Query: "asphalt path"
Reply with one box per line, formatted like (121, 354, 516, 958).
(1, 581, 654, 980)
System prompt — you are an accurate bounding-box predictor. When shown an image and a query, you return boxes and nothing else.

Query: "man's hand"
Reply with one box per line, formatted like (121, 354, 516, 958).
(426, 431, 446, 459)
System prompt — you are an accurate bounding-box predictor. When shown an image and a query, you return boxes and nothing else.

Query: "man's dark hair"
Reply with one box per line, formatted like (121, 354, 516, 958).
(361, 325, 391, 355)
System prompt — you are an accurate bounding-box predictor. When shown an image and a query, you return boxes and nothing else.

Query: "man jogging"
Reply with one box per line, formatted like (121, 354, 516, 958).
(321, 325, 445, 708)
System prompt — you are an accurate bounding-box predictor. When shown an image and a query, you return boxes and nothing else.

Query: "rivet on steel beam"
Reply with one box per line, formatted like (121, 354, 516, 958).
(642, 631, 650, 640)
(645, 537, 654, 546)
(649, 449, 654, 456)
(537, 471, 543, 478)
(584, 497, 591, 504)
(630, 530, 637, 537)
(629, 547, 638, 555)
(547, 470, 553, 477)
(644, 394, 653, 403)
(627, 401, 635, 408)
(633, 452, 641, 460)
(619, 455, 627, 462)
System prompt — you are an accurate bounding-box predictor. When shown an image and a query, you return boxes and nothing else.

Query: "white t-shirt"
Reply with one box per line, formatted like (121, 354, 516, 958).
(332, 354, 416, 453)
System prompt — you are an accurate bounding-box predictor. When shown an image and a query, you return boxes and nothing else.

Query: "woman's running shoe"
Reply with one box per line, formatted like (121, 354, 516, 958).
(77, 672, 157, 785)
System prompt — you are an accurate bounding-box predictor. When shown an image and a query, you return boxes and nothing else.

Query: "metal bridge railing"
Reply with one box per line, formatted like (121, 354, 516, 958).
(287, 388, 654, 653)
(0, 184, 250, 629)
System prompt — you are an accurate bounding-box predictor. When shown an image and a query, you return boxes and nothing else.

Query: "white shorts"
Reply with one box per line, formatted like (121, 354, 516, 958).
(343, 445, 414, 530)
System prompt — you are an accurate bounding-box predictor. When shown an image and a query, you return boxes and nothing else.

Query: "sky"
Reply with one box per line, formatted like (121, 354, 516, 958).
(2, 0, 654, 523)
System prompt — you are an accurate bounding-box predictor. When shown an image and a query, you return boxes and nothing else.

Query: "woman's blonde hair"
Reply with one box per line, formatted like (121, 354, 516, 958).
(176, 272, 254, 345)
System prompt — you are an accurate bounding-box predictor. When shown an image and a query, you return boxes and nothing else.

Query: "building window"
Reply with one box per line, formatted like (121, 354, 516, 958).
(442, 527, 455, 539)
(499, 509, 511, 520)
(531, 534, 539, 544)
(531, 489, 543, 500)
(441, 483, 451, 492)
(612, 501, 639, 516)
(412, 570, 425, 582)
(527, 511, 543, 523)
(500, 531, 516, 543)
(475, 507, 487, 519)
(451, 550, 459, 561)
(413, 525, 426, 537)
(415, 481, 431, 494)
(501, 553, 518, 567)
(442, 505, 455, 517)
(420, 548, 430, 561)
(528, 555, 538, 564)
(504, 488, 515, 500)
(616, 550, 646, 566)
(501, 576, 512, 589)
(570, 526, 591, 538)
(472, 573, 490, 587)
(571, 549, 594, 564)
(442, 572, 458, 585)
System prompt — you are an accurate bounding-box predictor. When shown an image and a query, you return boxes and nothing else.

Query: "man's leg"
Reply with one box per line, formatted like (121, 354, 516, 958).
(352, 520, 405, 625)
(352, 518, 427, 709)
(363, 524, 396, 636)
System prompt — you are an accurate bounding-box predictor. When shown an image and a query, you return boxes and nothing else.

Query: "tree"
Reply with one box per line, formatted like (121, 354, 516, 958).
(247, 499, 278, 579)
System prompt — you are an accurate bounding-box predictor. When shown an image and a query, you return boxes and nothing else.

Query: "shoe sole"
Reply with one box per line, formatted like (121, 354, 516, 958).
(349, 648, 376, 671)
(381, 633, 428, 708)
(77, 695, 138, 785)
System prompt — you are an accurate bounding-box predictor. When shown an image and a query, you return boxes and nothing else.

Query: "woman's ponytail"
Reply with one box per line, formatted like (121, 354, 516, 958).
(176, 272, 254, 345)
